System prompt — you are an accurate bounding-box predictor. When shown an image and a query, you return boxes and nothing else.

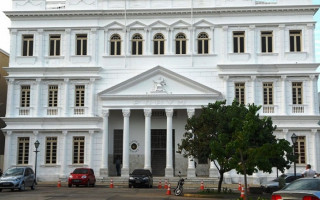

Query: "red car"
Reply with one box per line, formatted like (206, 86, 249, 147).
(68, 168, 96, 187)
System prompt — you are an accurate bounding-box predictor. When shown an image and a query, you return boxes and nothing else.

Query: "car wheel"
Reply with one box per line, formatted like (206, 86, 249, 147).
(86, 181, 90, 187)
(11, 189, 14, 192)
(92, 181, 95, 187)
(0, 189, 2, 192)
(68, 184, 72, 188)
(19, 182, 25, 191)
(76, 185, 79, 187)
(31, 181, 36, 190)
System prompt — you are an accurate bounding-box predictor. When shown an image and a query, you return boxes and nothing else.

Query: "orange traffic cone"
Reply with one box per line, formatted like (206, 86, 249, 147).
(200, 180, 204, 190)
(158, 179, 162, 189)
(164, 179, 168, 189)
(238, 182, 241, 191)
(57, 180, 61, 188)
(240, 186, 245, 200)
(110, 178, 114, 188)
(166, 183, 171, 195)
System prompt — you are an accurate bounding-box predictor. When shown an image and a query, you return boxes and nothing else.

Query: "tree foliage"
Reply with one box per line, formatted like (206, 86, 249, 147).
(178, 100, 294, 194)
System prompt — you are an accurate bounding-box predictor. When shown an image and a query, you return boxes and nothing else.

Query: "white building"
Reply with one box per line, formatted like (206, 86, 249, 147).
(2, 0, 320, 183)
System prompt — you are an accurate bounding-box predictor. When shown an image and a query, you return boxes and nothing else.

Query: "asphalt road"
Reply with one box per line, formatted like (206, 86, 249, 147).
(0, 185, 221, 200)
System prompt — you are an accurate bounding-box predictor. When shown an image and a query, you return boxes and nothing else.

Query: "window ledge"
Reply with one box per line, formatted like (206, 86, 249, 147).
(68, 164, 88, 168)
(257, 53, 279, 56)
(40, 164, 61, 168)
(45, 56, 65, 59)
(285, 51, 308, 55)
(228, 53, 250, 56)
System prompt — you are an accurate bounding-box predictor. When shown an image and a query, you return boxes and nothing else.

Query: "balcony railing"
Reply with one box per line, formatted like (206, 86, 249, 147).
(73, 107, 87, 115)
(47, 107, 59, 116)
(18, 107, 31, 116)
(292, 105, 305, 114)
(263, 105, 275, 114)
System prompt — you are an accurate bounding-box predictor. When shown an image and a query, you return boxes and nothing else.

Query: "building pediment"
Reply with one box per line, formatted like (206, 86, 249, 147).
(127, 21, 147, 30)
(99, 66, 222, 109)
(104, 21, 125, 30)
(194, 19, 214, 28)
(170, 20, 190, 29)
(149, 20, 169, 29)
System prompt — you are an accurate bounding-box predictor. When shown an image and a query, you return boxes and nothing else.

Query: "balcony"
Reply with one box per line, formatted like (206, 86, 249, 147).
(263, 105, 275, 114)
(18, 107, 31, 116)
(292, 105, 305, 114)
(46, 107, 59, 116)
(73, 107, 87, 116)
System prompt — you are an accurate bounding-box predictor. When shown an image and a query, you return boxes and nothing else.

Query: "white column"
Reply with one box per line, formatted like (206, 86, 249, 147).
(3, 131, 12, 170)
(63, 78, 69, 117)
(251, 76, 256, 104)
(100, 110, 109, 177)
(248, 25, 255, 61)
(37, 29, 44, 65)
(210, 27, 215, 54)
(88, 130, 94, 168)
(311, 129, 318, 171)
(144, 108, 152, 171)
(165, 108, 174, 177)
(222, 26, 228, 63)
(60, 131, 68, 178)
(224, 76, 229, 104)
(34, 79, 41, 117)
(122, 108, 130, 177)
(187, 108, 196, 178)
(6, 79, 14, 117)
(309, 75, 316, 115)
(278, 24, 285, 60)
(89, 78, 95, 116)
(169, 28, 173, 54)
(281, 75, 287, 115)
(64, 29, 71, 65)
(9, 29, 17, 64)
(307, 24, 314, 60)
(91, 28, 98, 64)
(145, 28, 150, 55)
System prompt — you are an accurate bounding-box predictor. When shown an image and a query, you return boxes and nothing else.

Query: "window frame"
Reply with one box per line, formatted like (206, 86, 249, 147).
(289, 30, 302, 52)
(76, 34, 88, 56)
(175, 33, 187, 55)
(48, 85, 58, 108)
(292, 82, 303, 105)
(235, 82, 245, 105)
(263, 82, 273, 105)
(131, 33, 143, 55)
(45, 137, 58, 164)
(17, 137, 30, 165)
(20, 85, 30, 108)
(22, 35, 34, 56)
(294, 136, 306, 164)
(261, 31, 273, 53)
(75, 85, 85, 107)
(153, 33, 165, 55)
(197, 32, 209, 54)
(110, 34, 121, 56)
(73, 136, 85, 164)
(49, 34, 61, 56)
(233, 31, 245, 53)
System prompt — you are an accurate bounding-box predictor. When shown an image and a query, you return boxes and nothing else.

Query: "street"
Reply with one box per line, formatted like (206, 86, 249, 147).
(0, 185, 219, 200)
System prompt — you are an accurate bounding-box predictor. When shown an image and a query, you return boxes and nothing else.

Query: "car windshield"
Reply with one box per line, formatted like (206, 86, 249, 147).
(4, 168, 24, 177)
(283, 179, 320, 191)
(73, 169, 89, 174)
(132, 170, 150, 175)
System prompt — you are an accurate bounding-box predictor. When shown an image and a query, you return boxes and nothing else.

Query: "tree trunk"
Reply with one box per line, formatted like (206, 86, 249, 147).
(217, 170, 224, 193)
(244, 171, 248, 199)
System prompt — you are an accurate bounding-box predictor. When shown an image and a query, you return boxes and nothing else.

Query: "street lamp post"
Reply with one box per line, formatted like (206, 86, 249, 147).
(291, 133, 298, 179)
(34, 140, 40, 184)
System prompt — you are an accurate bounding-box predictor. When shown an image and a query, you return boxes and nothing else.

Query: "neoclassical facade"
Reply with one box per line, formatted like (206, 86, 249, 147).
(2, 0, 320, 183)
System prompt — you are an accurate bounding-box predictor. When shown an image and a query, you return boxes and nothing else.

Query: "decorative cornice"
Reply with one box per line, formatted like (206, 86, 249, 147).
(4, 5, 319, 18)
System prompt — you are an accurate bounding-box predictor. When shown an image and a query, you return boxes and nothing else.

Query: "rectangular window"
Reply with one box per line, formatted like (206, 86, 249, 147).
(17, 137, 29, 165)
(113, 130, 123, 164)
(48, 85, 58, 107)
(49, 35, 61, 56)
(22, 35, 34, 56)
(292, 82, 303, 105)
(294, 136, 306, 164)
(45, 137, 57, 164)
(73, 136, 85, 164)
(290, 30, 302, 52)
(21, 85, 30, 107)
(261, 31, 273, 53)
(75, 85, 85, 107)
(235, 83, 245, 104)
(76, 34, 87, 55)
(233, 31, 245, 53)
(263, 83, 273, 105)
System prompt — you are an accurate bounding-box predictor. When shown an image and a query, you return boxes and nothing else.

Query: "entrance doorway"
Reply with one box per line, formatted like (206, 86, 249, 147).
(151, 129, 175, 176)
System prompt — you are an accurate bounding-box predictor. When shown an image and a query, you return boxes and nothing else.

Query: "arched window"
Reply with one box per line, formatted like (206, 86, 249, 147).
(175, 33, 186, 54)
(153, 33, 165, 55)
(197, 32, 209, 54)
(132, 34, 143, 55)
(110, 34, 121, 55)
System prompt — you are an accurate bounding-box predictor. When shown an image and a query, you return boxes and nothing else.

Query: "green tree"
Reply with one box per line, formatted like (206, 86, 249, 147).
(178, 100, 294, 194)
